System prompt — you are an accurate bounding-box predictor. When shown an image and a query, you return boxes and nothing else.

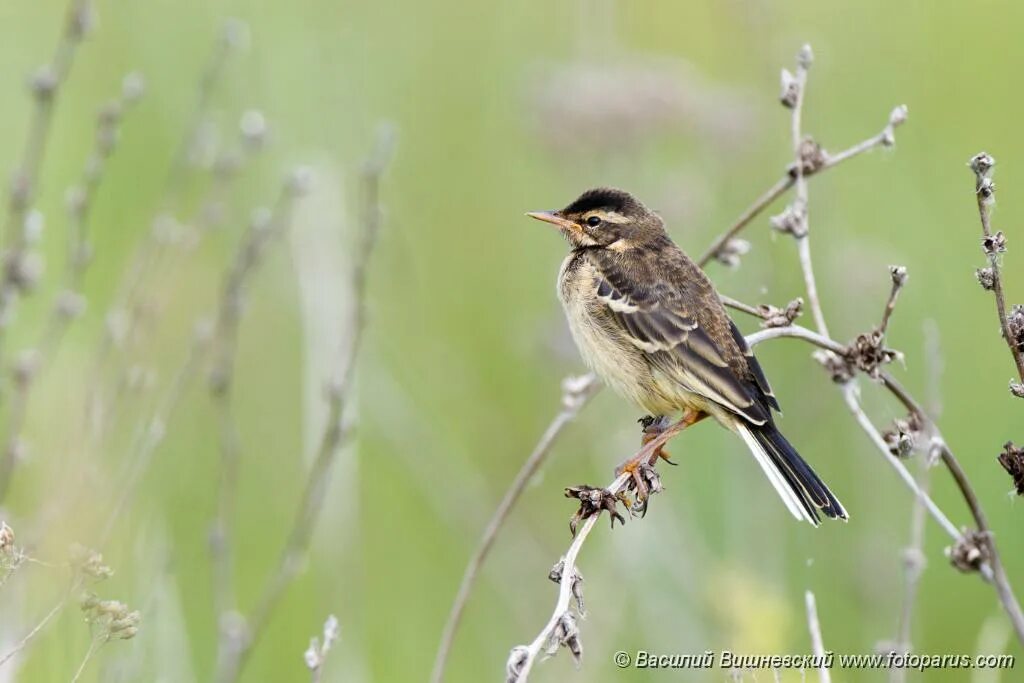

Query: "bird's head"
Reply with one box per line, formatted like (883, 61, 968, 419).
(527, 187, 666, 251)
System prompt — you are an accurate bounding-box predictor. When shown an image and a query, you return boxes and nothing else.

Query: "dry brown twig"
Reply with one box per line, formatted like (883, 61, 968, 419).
(471, 43, 1024, 682)
(969, 153, 1024, 388)
(209, 169, 311, 642)
(430, 373, 599, 683)
(214, 124, 396, 683)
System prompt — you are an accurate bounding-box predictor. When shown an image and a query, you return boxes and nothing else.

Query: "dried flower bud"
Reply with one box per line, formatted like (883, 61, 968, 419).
(29, 66, 58, 101)
(70, 544, 114, 580)
(714, 237, 750, 268)
(981, 231, 1006, 256)
(976, 267, 996, 291)
(770, 204, 806, 238)
(970, 152, 995, 178)
(779, 68, 799, 109)
(797, 44, 814, 69)
(121, 71, 145, 103)
(998, 442, 1024, 495)
(946, 530, 990, 573)
(56, 290, 87, 320)
(240, 109, 268, 149)
(506, 646, 529, 683)
(977, 176, 996, 200)
(23, 210, 44, 245)
(758, 298, 803, 329)
(889, 265, 908, 287)
(68, 0, 96, 40)
(1008, 305, 1024, 351)
(0, 522, 14, 553)
(889, 105, 909, 128)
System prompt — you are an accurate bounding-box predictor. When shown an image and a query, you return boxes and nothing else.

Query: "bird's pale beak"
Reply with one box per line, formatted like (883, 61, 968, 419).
(526, 211, 579, 232)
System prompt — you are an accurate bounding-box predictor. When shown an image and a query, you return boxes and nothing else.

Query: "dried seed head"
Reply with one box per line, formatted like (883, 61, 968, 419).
(506, 646, 529, 683)
(998, 442, 1024, 495)
(287, 166, 314, 197)
(881, 415, 922, 458)
(1007, 305, 1024, 351)
(714, 237, 750, 268)
(981, 231, 1006, 256)
(770, 204, 806, 238)
(0, 522, 14, 553)
(240, 109, 268, 149)
(976, 267, 996, 291)
(29, 66, 58, 101)
(797, 44, 814, 70)
(56, 290, 87, 320)
(946, 530, 990, 573)
(977, 176, 996, 201)
(758, 298, 804, 329)
(889, 105, 909, 129)
(889, 265, 908, 287)
(221, 18, 250, 50)
(779, 68, 799, 109)
(970, 152, 995, 178)
(70, 544, 114, 580)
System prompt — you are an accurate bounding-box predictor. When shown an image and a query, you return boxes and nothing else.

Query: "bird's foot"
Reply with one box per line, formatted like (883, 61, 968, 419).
(564, 485, 630, 536)
(613, 458, 664, 517)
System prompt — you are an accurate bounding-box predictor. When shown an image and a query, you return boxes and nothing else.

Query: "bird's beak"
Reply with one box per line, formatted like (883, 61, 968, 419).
(526, 211, 579, 232)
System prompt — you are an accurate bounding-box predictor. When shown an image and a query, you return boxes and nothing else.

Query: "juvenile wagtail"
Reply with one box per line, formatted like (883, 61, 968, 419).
(528, 187, 847, 526)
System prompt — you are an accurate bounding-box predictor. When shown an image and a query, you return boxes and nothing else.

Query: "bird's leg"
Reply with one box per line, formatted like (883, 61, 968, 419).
(638, 415, 677, 465)
(617, 409, 705, 512)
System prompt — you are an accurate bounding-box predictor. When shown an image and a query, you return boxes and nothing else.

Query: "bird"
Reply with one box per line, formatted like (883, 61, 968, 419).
(527, 187, 847, 526)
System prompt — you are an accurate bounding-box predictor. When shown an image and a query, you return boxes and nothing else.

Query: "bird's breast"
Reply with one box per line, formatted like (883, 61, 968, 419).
(556, 253, 677, 415)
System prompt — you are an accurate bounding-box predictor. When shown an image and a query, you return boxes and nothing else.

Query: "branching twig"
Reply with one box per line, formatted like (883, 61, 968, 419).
(430, 373, 599, 683)
(0, 75, 143, 503)
(209, 171, 309, 633)
(214, 125, 395, 683)
(969, 153, 1024, 387)
(505, 475, 626, 683)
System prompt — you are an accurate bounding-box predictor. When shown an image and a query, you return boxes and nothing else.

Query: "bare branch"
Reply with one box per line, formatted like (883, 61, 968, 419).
(968, 152, 1024, 387)
(431, 373, 599, 683)
(214, 125, 396, 683)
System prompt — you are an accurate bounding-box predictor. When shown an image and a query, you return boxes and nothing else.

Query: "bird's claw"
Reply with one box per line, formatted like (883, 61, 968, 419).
(564, 485, 630, 535)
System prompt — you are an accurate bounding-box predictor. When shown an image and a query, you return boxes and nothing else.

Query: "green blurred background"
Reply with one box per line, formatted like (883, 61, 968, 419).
(1, 1, 1023, 681)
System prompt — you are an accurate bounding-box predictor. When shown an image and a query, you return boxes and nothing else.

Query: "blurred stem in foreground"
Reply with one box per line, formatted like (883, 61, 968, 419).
(214, 124, 396, 683)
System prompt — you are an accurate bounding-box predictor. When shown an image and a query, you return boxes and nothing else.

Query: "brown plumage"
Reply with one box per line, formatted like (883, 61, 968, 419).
(529, 187, 847, 526)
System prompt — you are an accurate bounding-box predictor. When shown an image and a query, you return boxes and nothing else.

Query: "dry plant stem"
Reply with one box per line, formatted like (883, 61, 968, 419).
(881, 372, 1024, 642)
(804, 590, 830, 683)
(0, 577, 82, 667)
(0, 0, 89, 363)
(85, 21, 240, 440)
(210, 183, 303, 629)
(891, 461, 929, 683)
(749, 317, 1024, 642)
(788, 47, 831, 338)
(69, 638, 100, 683)
(215, 128, 395, 683)
(696, 113, 902, 269)
(96, 333, 207, 546)
(512, 473, 629, 683)
(0, 84, 139, 503)
(430, 373, 600, 683)
(972, 163, 1024, 381)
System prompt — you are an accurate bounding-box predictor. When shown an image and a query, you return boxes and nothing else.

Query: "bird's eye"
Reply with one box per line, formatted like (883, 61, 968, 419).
(586, 215, 601, 227)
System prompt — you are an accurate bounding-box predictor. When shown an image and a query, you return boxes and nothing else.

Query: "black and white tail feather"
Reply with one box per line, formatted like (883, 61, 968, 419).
(736, 419, 847, 526)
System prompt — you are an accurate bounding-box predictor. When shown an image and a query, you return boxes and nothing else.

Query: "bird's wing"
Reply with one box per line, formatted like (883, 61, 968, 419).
(591, 255, 771, 425)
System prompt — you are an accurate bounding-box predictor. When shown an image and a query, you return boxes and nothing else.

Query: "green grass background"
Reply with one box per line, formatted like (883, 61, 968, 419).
(1, 1, 1023, 681)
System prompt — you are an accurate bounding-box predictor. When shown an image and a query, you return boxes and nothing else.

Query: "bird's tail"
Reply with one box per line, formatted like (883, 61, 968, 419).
(736, 421, 848, 527)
